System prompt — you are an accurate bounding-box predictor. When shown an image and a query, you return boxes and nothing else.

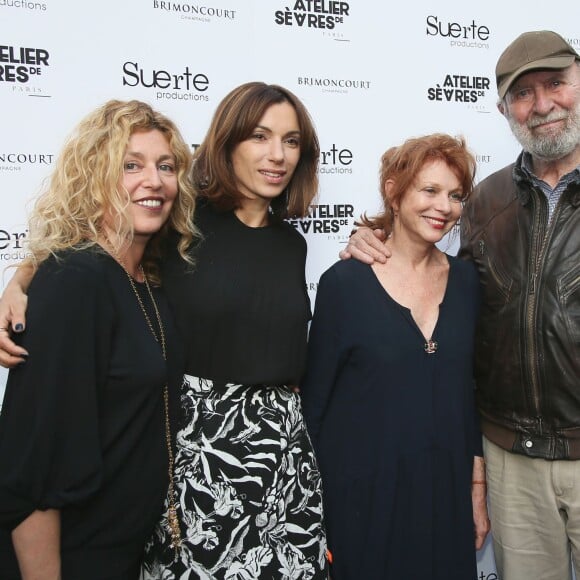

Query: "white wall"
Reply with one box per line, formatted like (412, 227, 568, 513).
(1, 1, 578, 576)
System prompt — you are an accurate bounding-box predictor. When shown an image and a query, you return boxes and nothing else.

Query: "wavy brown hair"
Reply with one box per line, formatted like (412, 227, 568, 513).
(360, 133, 476, 235)
(25, 99, 198, 283)
(192, 82, 319, 219)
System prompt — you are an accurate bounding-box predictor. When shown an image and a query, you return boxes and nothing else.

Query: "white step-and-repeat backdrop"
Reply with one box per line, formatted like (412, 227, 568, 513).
(1, 1, 578, 576)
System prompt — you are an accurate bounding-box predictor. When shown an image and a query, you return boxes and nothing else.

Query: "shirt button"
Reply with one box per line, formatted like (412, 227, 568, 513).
(525, 440, 533, 448)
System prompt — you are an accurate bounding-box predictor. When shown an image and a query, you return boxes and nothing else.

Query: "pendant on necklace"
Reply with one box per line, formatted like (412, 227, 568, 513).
(424, 339, 438, 354)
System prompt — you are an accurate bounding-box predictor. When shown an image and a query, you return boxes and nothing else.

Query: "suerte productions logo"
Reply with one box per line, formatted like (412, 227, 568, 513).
(427, 73, 491, 111)
(0, 0, 46, 11)
(297, 76, 370, 95)
(319, 143, 353, 175)
(0, 45, 50, 96)
(425, 15, 490, 49)
(152, 1, 236, 23)
(477, 572, 498, 580)
(122, 61, 210, 102)
(476, 154, 491, 164)
(0, 227, 29, 262)
(288, 203, 354, 238)
(275, 0, 350, 40)
(0, 151, 54, 172)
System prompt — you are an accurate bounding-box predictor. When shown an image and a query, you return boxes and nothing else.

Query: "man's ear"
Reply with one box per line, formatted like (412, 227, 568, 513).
(497, 100, 506, 117)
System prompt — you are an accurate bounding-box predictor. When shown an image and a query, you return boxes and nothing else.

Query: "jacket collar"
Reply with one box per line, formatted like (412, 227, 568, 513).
(512, 151, 580, 208)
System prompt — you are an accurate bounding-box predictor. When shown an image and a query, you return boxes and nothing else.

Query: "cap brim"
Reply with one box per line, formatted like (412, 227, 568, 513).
(498, 54, 577, 98)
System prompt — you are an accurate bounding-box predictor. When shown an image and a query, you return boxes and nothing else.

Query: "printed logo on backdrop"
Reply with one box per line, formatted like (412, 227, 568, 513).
(427, 73, 492, 113)
(305, 279, 319, 294)
(151, 1, 236, 24)
(0, 227, 29, 262)
(319, 143, 353, 175)
(0, 151, 53, 173)
(425, 15, 490, 49)
(297, 76, 370, 95)
(567, 35, 580, 49)
(275, 0, 351, 42)
(288, 203, 354, 240)
(478, 572, 498, 580)
(0, 45, 50, 96)
(122, 61, 210, 103)
(0, 0, 47, 11)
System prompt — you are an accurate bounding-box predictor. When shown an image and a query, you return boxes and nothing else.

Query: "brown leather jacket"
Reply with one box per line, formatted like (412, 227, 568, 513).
(459, 154, 580, 459)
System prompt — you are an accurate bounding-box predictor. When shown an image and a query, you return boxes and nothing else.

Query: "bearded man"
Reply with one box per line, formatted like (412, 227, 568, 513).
(457, 30, 580, 580)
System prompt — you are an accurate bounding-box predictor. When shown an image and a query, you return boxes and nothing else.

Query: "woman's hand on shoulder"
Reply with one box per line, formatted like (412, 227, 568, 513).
(0, 280, 29, 368)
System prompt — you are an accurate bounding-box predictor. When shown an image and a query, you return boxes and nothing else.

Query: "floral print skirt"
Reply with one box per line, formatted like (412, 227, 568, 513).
(142, 375, 327, 579)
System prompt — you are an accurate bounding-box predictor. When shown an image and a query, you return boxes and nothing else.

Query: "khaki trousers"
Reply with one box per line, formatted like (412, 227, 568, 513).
(484, 436, 580, 580)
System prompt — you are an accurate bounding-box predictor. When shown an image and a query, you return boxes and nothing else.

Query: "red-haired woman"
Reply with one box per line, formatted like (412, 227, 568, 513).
(301, 134, 489, 579)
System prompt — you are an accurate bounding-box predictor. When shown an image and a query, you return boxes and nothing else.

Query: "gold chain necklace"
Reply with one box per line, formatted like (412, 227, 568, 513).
(121, 263, 182, 554)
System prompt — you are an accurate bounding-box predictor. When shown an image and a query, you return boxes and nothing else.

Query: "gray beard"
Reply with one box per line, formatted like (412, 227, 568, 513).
(507, 102, 580, 160)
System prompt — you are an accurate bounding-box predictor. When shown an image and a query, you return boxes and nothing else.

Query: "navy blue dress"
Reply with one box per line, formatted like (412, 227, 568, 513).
(301, 256, 481, 580)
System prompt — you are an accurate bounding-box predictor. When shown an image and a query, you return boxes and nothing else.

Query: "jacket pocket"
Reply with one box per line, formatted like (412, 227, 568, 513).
(558, 264, 580, 345)
(486, 256, 514, 303)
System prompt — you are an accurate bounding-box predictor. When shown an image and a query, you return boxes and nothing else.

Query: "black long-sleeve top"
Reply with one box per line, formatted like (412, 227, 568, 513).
(0, 248, 182, 579)
(161, 204, 311, 386)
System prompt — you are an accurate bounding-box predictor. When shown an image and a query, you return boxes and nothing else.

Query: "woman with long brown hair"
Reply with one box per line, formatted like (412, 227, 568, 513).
(141, 82, 326, 579)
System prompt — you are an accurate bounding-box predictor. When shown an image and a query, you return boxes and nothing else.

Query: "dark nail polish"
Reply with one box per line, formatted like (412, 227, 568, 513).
(14, 324, 24, 332)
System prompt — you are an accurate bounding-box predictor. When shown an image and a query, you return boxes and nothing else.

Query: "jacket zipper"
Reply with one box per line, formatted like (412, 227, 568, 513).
(525, 194, 561, 420)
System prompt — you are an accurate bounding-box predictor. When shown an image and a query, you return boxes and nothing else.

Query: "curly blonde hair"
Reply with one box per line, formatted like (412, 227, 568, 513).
(26, 99, 198, 283)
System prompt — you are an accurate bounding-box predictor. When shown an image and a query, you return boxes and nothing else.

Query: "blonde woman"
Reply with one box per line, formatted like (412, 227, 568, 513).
(0, 100, 196, 580)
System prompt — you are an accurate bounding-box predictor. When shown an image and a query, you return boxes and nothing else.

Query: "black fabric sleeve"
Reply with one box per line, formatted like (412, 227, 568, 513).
(458, 186, 479, 263)
(300, 267, 345, 448)
(461, 259, 484, 458)
(0, 254, 113, 530)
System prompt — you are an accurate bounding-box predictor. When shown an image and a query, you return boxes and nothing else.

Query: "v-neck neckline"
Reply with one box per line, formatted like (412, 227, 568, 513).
(364, 254, 453, 345)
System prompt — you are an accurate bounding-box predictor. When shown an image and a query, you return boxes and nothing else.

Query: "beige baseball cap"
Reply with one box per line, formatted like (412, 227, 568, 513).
(496, 30, 579, 99)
